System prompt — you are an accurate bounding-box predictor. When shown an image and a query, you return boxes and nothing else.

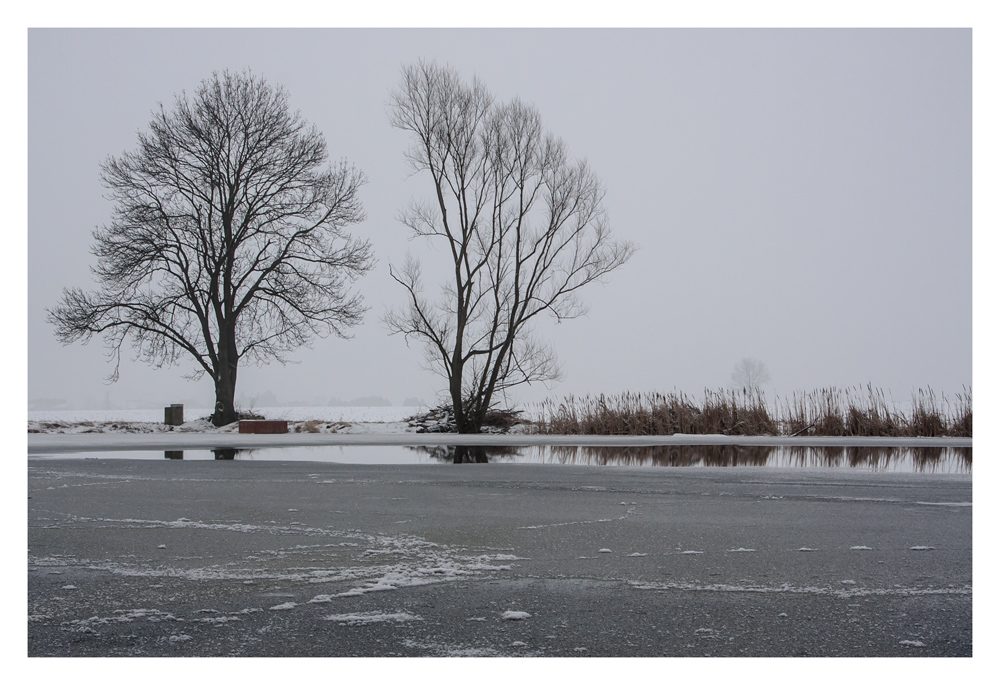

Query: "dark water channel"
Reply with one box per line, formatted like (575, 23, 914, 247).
(41, 444, 972, 473)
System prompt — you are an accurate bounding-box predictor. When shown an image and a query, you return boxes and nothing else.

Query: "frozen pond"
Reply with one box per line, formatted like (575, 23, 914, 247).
(30, 443, 971, 473)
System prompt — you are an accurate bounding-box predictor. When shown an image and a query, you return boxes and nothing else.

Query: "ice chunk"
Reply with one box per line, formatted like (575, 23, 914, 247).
(502, 611, 531, 620)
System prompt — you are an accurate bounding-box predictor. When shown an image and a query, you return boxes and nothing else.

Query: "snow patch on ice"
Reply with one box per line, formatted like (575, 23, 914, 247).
(502, 611, 531, 620)
(518, 517, 621, 530)
(30, 518, 517, 601)
(630, 579, 972, 599)
(324, 611, 421, 625)
(194, 615, 241, 625)
(402, 639, 498, 657)
(64, 608, 180, 632)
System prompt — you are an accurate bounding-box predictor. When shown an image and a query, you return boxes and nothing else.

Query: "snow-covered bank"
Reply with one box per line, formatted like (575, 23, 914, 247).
(28, 405, 424, 425)
(27, 406, 432, 437)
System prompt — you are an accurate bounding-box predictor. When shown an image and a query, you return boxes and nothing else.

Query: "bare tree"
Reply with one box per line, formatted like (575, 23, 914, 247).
(730, 358, 772, 390)
(385, 62, 636, 433)
(48, 70, 374, 426)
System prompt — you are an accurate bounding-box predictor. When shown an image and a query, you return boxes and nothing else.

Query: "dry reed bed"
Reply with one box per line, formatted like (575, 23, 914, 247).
(532, 386, 972, 438)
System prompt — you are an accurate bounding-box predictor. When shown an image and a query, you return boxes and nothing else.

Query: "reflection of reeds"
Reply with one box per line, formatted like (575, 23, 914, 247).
(533, 385, 972, 439)
(781, 446, 971, 473)
(546, 444, 773, 467)
(537, 445, 971, 472)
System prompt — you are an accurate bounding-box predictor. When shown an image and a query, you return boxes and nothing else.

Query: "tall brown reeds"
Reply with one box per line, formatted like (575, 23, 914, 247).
(532, 386, 972, 438)
(534, 389, 776, 436)
(782, 385, 906, 437)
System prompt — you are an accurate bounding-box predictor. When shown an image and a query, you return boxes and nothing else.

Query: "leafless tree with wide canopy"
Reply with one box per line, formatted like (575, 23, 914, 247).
(385, 61, 636, 434)
(49, 70, 373, 426)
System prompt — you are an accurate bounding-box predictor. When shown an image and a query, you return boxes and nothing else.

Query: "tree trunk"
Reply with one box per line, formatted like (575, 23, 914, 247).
(213, 374, 238, 427)
(212, 327, 239, 427)
(452, 396, 480, 434)
(453, 399, 482, 434)
(450, 359, 481, 434)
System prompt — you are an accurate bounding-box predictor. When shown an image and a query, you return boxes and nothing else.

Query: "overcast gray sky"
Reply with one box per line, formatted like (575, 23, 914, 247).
(27, 28, 972, 410)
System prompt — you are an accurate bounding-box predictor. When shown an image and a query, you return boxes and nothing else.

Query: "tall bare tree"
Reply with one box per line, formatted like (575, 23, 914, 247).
(49, 70, 374, 426)
(385, 62, 636, 434)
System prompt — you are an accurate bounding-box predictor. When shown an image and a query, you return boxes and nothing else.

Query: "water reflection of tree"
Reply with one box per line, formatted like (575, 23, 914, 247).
(163, 448, 244, 459)
(407, 445, 522, 463)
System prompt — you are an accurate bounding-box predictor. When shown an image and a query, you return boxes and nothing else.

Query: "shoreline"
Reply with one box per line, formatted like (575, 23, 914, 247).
(28, 431, 973, 455)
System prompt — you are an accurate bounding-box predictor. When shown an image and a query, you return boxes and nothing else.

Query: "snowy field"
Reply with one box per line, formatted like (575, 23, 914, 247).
(27, 406, 433, 436)
(28, 406, 424, 425)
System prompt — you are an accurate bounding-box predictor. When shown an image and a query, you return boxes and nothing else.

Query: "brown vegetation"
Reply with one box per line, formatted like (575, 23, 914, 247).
(532, 386, 972, 438)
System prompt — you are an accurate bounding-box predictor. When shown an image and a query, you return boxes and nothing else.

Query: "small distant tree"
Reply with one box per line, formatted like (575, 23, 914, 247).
(385, 61, 636, 434)
(730, 357, 772, 391)
(48, 70, 374, 426)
